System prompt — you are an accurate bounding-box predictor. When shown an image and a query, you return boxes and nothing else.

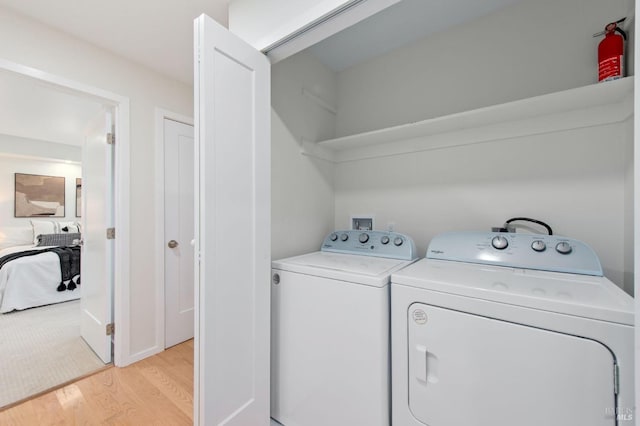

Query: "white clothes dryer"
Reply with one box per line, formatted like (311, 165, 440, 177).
(271, 230, 417, 426)
(391, 231, 634, 426)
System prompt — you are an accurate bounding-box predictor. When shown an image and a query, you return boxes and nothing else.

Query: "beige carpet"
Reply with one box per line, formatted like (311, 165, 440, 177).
(0, 300, 106, 408)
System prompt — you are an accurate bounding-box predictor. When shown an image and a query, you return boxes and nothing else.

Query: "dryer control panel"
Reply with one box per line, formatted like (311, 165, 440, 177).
(426, 231, 603, 276)
(321, 230, 417, 261)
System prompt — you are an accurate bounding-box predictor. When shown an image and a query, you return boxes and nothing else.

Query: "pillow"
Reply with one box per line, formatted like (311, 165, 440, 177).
(0, 227, 34, 250)
(30, 220, 57, 245)
(57, 221, 79, 232)
(36, 233, 81, 247)
(59, 222, 80, 233)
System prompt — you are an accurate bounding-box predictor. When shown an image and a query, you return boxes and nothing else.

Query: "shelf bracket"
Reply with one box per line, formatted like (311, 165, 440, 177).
(302, 88, 337, 115)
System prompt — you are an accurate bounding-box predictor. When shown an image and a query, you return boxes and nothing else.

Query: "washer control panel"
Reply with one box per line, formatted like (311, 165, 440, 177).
(322, 230, 417, 260)
(427, 231, 603, 276)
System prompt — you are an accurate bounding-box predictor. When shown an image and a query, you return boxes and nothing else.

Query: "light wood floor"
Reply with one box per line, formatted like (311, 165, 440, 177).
(0, 339, 194, 425)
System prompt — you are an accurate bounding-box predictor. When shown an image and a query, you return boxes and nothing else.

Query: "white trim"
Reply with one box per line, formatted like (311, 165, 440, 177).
(113, 99, 131, 367)
(634, 2, 640, 414)
(0, 152, 82, 164)
(229, 0, 400, 63)
(157, 108, 194, 127)
(154, 108, 194, 355)
(126, 347, 167, 366)
(0, 59, 128, 106)
(0, 58, 132, 367)
(193, 19, 203, 426)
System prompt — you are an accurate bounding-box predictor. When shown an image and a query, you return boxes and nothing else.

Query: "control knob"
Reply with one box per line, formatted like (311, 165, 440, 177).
(531, 240, 546, 252)
(329, 233, 338, 242)
(359, 233, 369, 243)
(491, 235, 508, 250)
(380, 236, 390, 245)
(555, 242, 572, 255)
(340, 233, 349, 242)
(393, 237, 403, 246)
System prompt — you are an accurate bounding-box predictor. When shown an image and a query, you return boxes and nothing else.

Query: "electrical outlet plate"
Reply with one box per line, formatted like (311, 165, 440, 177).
(351, 215, 374, 231)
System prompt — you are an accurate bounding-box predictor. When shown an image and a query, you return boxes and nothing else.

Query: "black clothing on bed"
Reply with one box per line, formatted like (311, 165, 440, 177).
(50, 246, 81, 291)
(0, 246, 81, 292)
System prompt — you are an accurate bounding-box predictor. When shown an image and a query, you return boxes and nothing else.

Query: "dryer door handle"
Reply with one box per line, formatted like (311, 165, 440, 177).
(413, 345, 439, 384)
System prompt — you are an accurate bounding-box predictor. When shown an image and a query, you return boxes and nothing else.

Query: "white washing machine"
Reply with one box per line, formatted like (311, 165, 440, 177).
(391, 231, 634, 426)
(271, 230, 417, 426)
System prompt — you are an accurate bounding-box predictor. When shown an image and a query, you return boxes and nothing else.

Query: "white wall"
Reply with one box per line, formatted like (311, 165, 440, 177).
(271, 51, 336, 259)
(0, 134, 81, 163)
(335, 0, 634, 137)
(334, 122, 632, 291)
(624, 115, 634, 294)
(0, 153, 81, 231)
(0, 6, 193, 362)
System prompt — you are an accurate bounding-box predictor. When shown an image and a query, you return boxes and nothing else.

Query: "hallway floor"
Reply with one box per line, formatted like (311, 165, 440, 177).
(0, 340, 194, 425)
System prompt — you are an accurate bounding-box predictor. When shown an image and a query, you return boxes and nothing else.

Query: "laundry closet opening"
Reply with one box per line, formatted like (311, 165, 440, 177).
(269, 0, 634, 295)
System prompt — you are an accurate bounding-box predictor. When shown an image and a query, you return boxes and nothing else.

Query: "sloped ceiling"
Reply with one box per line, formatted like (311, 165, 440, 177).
(310, 0, 524, 71)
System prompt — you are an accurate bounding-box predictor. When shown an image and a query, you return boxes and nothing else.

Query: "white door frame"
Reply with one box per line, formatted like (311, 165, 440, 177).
(154, 108, 194, 351)
(0, 58, 131, 367)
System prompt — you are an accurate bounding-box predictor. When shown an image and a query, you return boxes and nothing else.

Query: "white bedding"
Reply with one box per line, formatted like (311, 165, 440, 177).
(0, 245, 80, 313)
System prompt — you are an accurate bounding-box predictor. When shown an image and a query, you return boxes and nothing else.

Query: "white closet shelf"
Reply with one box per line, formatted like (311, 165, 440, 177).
(305, 77, 633, 163)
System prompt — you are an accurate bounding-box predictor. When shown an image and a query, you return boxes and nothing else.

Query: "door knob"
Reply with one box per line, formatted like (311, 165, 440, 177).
(168, 240, 179, 248)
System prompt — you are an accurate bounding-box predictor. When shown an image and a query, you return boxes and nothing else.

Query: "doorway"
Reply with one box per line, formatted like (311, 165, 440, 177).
(155, 110, 195, 350)
(0, 58, 130, 367)
(162, 116, 195, 348)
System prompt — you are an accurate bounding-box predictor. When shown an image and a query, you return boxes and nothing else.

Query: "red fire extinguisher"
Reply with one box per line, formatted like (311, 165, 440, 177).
(595, 18, 627, 82)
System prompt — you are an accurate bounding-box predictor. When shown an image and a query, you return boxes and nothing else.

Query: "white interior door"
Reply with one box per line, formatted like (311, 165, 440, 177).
(80, 109, 114, 364)
(194, 14, 271, 426)
(164, 118, 195, 348)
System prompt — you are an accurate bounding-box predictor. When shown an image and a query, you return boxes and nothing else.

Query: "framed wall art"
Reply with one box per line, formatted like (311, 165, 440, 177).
(15, 173, 65, 218)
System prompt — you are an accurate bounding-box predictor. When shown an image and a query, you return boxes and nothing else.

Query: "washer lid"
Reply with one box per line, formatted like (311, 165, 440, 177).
(272, 251, 415, 287)
(392, 259, 634, 325)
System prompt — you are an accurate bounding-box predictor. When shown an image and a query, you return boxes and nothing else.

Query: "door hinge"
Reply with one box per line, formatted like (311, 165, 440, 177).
(613, 362, 619, 395)
(107, 227, 115, 239)
(107, 132, 115, 145)
(106, 323, 115, 336)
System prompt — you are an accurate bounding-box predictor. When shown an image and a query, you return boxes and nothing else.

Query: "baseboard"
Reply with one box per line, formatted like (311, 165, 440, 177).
(123, 345, 164, 366)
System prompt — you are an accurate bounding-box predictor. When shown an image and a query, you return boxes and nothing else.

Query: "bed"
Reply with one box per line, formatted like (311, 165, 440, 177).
(0, 223, 82, 313)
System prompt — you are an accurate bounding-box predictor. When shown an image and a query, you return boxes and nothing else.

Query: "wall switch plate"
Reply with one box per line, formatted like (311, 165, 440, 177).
(351, 216, 374, 231)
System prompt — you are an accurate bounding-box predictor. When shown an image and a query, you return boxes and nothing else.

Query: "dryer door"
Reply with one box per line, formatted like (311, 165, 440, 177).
(407, 303, 616, 426)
